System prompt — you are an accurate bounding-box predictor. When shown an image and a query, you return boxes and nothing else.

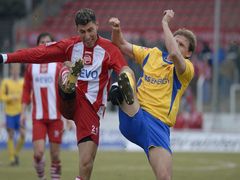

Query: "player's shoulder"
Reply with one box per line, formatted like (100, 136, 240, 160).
(56, 62, 64, 70)
(1, 78, 7, 84)
(98, 36, 111, 43)
(153, 47, 163, 54)
(185, 58, 194, 65)
(185, 58, 194, 70)
(2, 78, 10, 83)
(26, 63, 33, 68)
(134, 44, 157, 52)
(1, 78, 11, 86)
(60, 36, 82, 44)
(98, 36, 118, 50)
(19, 78, 24, 84)
(148, 47, 164, 58)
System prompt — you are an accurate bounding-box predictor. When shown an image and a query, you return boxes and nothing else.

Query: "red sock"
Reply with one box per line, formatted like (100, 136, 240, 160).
(51, 160, 61, 180)
(34, 156, 45, 178)
(75, 176, 84, 180)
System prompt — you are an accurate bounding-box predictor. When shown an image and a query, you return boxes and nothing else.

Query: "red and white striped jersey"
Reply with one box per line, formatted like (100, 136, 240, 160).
(6, 36, 127, 117)
(22, 63, 63, 120)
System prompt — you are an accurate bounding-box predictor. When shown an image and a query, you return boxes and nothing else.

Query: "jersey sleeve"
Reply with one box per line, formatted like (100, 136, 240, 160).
(55, 62, 64, 91)
(109, 45, 127, 75)
(56, 62, 64, 72)
(22, 65, 32, 104)
(177, 59, 195, 85)
(6, 39, 73, 63)
(132, 44, 152, 65)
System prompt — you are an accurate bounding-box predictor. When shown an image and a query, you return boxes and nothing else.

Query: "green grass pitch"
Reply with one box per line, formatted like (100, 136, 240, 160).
(0, 150, 240, 179)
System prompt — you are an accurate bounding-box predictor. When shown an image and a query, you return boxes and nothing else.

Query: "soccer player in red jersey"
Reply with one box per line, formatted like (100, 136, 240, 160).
(1, 8, 127, 180)
(21, 33, 64, 180)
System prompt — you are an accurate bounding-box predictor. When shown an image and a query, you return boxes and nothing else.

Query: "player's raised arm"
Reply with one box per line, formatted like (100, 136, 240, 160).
(0, 40, 69, 64)
(162, 10, 186, 74)
(109, 17, 134, 59)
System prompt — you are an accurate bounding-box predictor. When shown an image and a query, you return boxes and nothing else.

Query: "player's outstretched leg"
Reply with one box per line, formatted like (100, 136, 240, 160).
(59, 59, 83, 94)
(58, 59, 83, 119)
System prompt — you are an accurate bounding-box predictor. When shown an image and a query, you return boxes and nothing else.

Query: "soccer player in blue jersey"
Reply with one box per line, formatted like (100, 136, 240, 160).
(108, 10, 196, 180)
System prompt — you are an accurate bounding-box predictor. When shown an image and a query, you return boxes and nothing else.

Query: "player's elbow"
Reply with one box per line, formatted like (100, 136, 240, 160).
(169, 52, 180, 61)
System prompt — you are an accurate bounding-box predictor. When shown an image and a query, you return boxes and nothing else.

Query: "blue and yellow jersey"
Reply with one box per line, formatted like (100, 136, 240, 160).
(0, 78, 24, 116)
(133, 45, 194, 127)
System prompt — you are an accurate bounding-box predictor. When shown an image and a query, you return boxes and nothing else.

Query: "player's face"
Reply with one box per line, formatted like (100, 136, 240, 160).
(174, 35, 192, 58)
(77, 22, 98, 48)
(38, 36, 52, 45)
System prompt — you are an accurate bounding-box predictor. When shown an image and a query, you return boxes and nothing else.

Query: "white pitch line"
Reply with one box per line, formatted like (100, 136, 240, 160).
(175, 160, 237, 172)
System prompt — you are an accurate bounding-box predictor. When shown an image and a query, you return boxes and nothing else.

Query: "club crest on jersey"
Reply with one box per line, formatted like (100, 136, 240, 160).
(83, 51, 93, 65)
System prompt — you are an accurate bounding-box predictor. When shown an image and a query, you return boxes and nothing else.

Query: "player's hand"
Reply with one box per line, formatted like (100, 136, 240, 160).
(66, 120, 74, 131)
(162, 10, 174, 24)
(107, 82, 123, 105)
(20, 112, 26, 129)
(109, 17, 120, 30)
(63, 61, 73, 68)
(11, 94, 19, 101)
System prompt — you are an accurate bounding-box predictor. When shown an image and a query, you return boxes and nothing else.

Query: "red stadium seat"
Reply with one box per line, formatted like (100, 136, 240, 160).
(24, 0, 240, 46)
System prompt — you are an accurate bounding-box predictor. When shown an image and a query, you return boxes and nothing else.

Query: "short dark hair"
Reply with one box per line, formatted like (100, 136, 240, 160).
(75, 8, 96, 26)
(37, 32, 54, 45)
(173, 28, 197, 53)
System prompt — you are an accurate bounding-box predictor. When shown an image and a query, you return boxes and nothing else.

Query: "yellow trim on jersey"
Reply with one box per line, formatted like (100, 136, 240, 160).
(0, 78, 23, 115)
(133, 45, 194, 127)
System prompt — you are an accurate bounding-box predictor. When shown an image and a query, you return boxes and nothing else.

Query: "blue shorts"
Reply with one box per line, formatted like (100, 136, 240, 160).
(6, 114, 21, 131)
(119, 108, 172, 157)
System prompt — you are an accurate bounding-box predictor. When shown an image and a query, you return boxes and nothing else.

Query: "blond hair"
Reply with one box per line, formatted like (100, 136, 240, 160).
(174, 28, 197, 53)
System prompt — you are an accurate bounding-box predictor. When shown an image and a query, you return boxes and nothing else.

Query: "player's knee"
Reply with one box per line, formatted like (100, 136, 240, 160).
(157, 169, 171, 180)
(80, 154, 94, 170)
(59, 95, 76, 119)
(34, 151, 44, 161)
(120, 66, 134, 74)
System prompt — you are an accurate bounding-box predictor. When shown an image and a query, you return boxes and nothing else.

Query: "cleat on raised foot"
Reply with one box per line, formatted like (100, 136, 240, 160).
(118, 72, 134, 105)
(60, 58, 84, 94)
(71, 58, 84, 77)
